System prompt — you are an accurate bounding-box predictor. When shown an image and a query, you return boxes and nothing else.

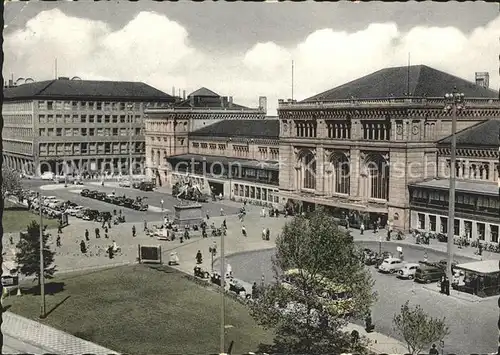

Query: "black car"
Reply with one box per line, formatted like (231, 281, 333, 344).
(132, 182, 141, 189)
(83, 209, 100, 221)
(80, 189, 90, 197)
(139, 182, 154, 191)
(229, 280, 246, 294)
(95, 192, 107, 201)
(97, 211, 112, 222)
(113, 196, 125, 206)
(87, 190, 99, 199)
(123, 198, 135, 208)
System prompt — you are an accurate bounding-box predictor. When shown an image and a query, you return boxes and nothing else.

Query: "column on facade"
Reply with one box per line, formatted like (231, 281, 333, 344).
(295, 166, 301, 191)
(349, 149, 360, 198)
(315, 147, 324, 195)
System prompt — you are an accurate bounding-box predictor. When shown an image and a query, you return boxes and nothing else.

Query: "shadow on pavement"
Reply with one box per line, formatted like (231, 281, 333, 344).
(45, 295, 71, 318)
(26, 282, 65, 296)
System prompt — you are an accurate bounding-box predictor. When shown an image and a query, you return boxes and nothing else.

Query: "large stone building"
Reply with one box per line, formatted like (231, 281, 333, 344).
(409, 120, 500, 242)
(144, 87, 267, 186)
(277, 65, 499, 231)
(2, 77, 175, 176)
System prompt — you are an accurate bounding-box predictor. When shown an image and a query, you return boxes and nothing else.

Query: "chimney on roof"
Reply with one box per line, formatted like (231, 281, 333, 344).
(259, 96, 267, 114)
(190, 94, 195, 106)
(183, 90, 186, 100)
(475, 72, 489, 89)
(220, 96, 226, 108)
(8, 79, 13, 87)
(58, 77, 69, 80)
(228, 96, 233, 108)
(172, 86, 175, 96)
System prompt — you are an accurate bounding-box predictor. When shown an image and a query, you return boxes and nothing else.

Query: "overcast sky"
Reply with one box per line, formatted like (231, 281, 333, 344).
(4, 1, 499, 114)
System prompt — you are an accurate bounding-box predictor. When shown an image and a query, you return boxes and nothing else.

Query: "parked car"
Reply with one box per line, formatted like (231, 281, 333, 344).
(104, 194, 115, 203)
(119, 180, 131, 187)
(372, 251, 393, 268)
(65, 205, 84, 216)
(123, 198, 135, 208)
(397, 263, 420, 280)
(83, 209, 100, 221)
(229, 279, 246, 294)
(75, 209, 87, 219)
(378, 257, 404, 274)
(438, 259, 458, 271)
(97, 211, 112, 222)
(132, 182, 141, 189)
(414, 263, 445, 283)
(95, 192, 107, 201)
(139, 182, 154, 191)
(41, 172, 54, 180)
(87, 190, 99, 199)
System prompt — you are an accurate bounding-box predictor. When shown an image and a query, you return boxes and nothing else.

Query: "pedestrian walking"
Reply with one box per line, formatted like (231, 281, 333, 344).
(144, 219, 148, 232)
(56, 235, 61, 247)
(196, 250, 202, 264)
(9, 236, 13, 245)
(132, 225, 136, 238)
(85, 229, 90, 241)
(95, 227, 100, 239)
(360, 222, 365, 235)
(104, 226, 109, 234)
(58, 222, 63, 234)
(223, 219, 227, 229)
(105, 231, 109, 239)
(423, 252, 428, 262)
(429, 344, 439, 355)
(242, 225, 247, 237)
(220, 207, 224, 216)
(80, 240, 87, 254)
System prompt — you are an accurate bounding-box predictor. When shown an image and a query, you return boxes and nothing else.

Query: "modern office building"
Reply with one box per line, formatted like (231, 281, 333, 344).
(2, 77, 175, 176)
(144, 87, 267, 186)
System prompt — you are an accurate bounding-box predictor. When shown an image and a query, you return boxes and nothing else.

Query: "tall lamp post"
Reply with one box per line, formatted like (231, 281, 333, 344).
(37, 192, 46, 318)
(443, 87, 465, 288)
(220, 226, 226, 354)
(128, 103, 134, 184)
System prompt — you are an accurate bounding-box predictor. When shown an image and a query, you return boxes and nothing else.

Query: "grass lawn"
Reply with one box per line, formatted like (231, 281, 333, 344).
(3, 200, 59, 233)
(6, 265, 275, 354)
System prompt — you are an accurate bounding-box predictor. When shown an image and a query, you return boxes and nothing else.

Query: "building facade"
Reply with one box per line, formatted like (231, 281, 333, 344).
(2, 77, 175, 176)
(409, 120, 500, 243)
(144, 87, 267, 186)
(277, 65, 500, 231)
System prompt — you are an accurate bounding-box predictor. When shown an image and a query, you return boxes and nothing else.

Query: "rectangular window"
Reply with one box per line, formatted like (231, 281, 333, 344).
(55, 101, 63, 110)
(120, 115, 126, 123)
(81, 128, 87, 136)
(89, 128, 95, 136)
(112, 128, 118, 136)
(80, 115, 87, 123)
(491, 225, 499, 243)
(88, 102, 94, 110)
(112, 115, 118, 123)
(244, 185, 249, 198)
(39, 128, 45, 136)
(73, 128, 79, 136)
(96, 102, 102, 110)
(417, 213, 425, 229)
(454, 219, 460, 236)
(56, 128, 62, 136)
(104, 115, 110, 123)
(89, 115, 95, 123)
(38, 115, 46, 124)
(119, 102, 126, 110)
(477, 223, 485, 240)
(38, 101, 46, 110)
(97, 115, 102, 123)
(81, 143, 88, 154)
(72, 101, 79, 110)
(47, 101, 53, 110)
(135, 128, 141, 135)
(429, 215, 436, 232)
(64, 128, 72, 136)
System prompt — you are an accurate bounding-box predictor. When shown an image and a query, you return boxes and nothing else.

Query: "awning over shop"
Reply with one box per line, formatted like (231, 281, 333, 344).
(455, 260, 500, 275)
(167, 154, 280, 171)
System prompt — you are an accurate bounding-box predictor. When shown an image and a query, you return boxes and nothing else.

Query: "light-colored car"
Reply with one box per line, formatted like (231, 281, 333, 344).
(65, 206, 84, 216)
(397, 263, 420, 279)
(41, 172, 55, 180)
(119, 180, 131, 187)
(378, 257, 404, 273)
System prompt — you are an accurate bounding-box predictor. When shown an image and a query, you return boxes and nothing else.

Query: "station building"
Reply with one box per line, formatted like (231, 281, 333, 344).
(144, 87, 268, 189)
(2, 77, 174, 176)
(277, 65, 499, 232)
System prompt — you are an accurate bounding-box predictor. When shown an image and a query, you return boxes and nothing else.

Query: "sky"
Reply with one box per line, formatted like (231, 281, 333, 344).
(3, 1, 500, 115)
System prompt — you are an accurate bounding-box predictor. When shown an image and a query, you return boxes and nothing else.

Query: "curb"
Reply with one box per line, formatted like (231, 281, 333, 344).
(355, 239, 480, 261)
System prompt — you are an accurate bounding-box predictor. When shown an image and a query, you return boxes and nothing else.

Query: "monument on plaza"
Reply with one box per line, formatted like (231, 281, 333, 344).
(173, 202, 203, 228)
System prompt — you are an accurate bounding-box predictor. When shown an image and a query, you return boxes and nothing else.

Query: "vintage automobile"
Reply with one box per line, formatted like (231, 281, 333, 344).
(139, 182, 154, 191)
(229, 279, 246, 295)
(378, 258, 404, 274)
(132, 201, 148, 211)
(96, 211, 112, 222)
(80, 189, 90, 197)
(87, 190, 99, 199)
(95, 192, 107, 201)
(82, 209, 100, 221)
(65, 205, 84, 216)
(397, 263, 420, 280)
(122, 198, 135, 208)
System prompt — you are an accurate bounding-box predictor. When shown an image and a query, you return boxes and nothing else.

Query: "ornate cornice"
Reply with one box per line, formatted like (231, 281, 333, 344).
(438, 147, 499, 158)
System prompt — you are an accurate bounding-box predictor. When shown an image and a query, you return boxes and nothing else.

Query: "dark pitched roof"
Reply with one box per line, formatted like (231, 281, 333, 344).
(188, 87, 220, 97)
(3, 79, 174, 101)
(189, 119, 279, 139)
(439, 120, 500, 147)
(172, 98, 250, 110)
(304, 65, 499, 102)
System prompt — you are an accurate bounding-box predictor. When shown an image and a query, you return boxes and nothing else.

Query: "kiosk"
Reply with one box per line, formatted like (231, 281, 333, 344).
(453, 260, 500, 297)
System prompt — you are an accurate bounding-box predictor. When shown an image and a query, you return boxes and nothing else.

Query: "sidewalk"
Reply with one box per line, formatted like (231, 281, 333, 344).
(2, 311, 118, 355)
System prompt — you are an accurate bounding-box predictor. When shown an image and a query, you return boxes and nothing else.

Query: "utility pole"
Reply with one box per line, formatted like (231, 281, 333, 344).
(38, 192, 46, 318)
(444, 87, 465, 290)
(220, 228, 226, 354)
(128, 103, 134, 183)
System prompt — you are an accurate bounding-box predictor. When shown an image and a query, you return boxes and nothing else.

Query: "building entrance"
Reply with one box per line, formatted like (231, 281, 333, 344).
(208, 181, 224, 197)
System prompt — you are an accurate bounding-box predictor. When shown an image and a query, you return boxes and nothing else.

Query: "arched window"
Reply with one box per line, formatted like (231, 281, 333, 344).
(366, 154, 389, 200)
(151, 149, 155, 165)
(332, 153, 350, 194)
(302, 151, 316, 190)
(156, 150, 161, 167)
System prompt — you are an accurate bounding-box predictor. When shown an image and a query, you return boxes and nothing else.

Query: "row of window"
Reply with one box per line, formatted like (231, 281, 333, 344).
(233, 183, 279, 203)
(416, 213, 499, 242)
(190, 142, 279, 161)
(39, 127, 142, 137)
(295, 121, 317, 138)
(3, 140, 32, 154)
(3, 114, 32, 125)
(39, 142, 145, 156)
(327, 122, 351, 139)
(37, 101, 143, 112)
(145, 121, 188, 133)
(446, 160, 499, 182)
(411, 189, 499, 209)
(362, 122, 390, 141)
(3, 127, 32, 138)
(3, 101, 32, 112)
(38, 114, 142, 125)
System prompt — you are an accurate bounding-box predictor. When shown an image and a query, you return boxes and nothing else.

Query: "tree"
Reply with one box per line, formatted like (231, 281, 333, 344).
(2, 166, 23, 200)
(393, 300, 449, 355)
(249, 209, 376, 354)
(15, 221, 56, 287)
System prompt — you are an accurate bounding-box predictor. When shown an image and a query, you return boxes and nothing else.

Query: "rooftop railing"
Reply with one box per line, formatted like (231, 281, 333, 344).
(277, 97, 499, 110)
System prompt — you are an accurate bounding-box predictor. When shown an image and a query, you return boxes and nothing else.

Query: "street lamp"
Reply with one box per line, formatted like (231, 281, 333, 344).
(127, 103, 134, 185)
(443, 87, 465, 290)
(209, 242, 217, 273)
(220, 223, 226, 354)
(37, 192, 46, 318)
